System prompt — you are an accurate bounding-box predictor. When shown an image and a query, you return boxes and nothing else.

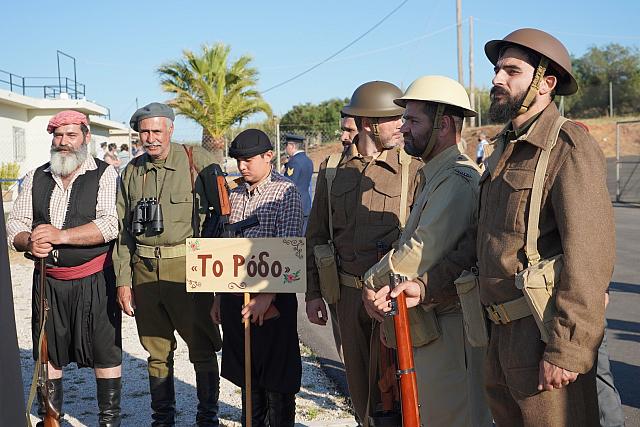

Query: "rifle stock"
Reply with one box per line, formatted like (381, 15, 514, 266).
(38, 259, 61, 427)
(389, 273, 420, 427)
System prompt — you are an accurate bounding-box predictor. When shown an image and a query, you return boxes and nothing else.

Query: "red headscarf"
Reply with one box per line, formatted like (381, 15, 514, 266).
(47, 110, 89, 134)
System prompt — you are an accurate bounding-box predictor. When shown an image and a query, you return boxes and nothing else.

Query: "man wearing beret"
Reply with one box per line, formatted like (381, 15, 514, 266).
(210, 129, 303, 426)
(7, 110, 122, 426)
(113, 102, 222, 426)
(282, 133, 313, 232)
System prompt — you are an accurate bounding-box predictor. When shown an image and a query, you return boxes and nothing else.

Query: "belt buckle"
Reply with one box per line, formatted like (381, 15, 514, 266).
(486, 304, 510, 324)
(154, 247, 161, 258)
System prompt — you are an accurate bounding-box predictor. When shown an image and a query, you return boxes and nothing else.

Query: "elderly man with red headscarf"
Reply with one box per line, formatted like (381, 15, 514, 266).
(7, 110, 122, 426)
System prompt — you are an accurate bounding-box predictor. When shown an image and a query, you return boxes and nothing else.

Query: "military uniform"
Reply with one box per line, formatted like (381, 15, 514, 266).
(112, 142, 222, 424)
(364, 145, 492, 426)
(284, 150, 314, 226)
(306, 147, 423, 422)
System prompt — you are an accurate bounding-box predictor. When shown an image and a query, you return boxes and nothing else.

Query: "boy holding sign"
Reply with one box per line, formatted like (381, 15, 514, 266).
(210, 129, 303, 426)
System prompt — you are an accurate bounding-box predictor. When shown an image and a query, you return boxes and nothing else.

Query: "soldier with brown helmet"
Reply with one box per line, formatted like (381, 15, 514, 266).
(305, 81, 423, 424)
(401, 28, 615, 426)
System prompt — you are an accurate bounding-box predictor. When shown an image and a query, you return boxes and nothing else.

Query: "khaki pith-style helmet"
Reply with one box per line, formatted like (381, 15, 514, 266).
(341, 81, 405, 118)
(394, 75, 477, 117)
(395, 75, 475, 159)
(485, 28, 577, 96)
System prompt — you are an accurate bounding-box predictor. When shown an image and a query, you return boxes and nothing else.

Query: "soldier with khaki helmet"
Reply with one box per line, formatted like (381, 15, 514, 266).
(362, 75, 492, 426)
(305, 81, 423, 424)
(404, 28, 615, 426)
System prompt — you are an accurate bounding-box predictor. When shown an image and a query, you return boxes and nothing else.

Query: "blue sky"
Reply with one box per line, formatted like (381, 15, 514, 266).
(2, 0, 639, 140)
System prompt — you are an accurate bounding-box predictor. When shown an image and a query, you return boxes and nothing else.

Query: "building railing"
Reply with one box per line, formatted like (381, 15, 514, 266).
(0, 69, 86, 100)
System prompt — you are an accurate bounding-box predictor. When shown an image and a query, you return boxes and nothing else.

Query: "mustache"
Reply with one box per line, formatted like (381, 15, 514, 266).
(143, 143, 162, 148)
(490, 86, 510, 99)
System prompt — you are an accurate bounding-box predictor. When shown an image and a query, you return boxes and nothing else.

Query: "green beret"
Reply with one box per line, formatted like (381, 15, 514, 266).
(130, 102, 175, 131)
(229, 129, 273, 158)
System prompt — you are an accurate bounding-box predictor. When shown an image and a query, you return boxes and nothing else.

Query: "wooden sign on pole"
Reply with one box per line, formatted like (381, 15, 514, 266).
(185, 237, 306, 294)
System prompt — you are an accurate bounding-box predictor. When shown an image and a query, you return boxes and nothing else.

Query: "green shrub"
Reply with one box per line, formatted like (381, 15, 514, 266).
(0, 162, 20, 190)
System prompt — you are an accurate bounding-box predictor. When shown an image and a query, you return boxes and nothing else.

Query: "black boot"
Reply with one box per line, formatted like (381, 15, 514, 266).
(195, 371, 220, 426)
(36, 378, 63, 427)
(97, 377, 122, 427)
(241, 387, 269, 427)
(267, 391, 296, 427)
(149, 375, 176, 426)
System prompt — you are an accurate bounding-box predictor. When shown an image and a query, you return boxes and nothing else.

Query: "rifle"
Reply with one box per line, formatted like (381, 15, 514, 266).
(388, 273, 420, 427)
(36, 258, 61, 427)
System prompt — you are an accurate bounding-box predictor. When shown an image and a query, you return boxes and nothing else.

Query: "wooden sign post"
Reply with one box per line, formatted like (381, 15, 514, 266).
(186, 237, 306, 426)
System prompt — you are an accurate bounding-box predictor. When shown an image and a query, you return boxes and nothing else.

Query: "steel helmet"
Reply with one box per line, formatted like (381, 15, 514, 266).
(394, 75, 477, 117)
(341, 81, 405, 118)
(485, 28, 578, 96)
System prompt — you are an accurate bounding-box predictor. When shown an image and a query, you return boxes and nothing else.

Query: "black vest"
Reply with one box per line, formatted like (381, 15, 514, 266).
(32, 159, 112, 267)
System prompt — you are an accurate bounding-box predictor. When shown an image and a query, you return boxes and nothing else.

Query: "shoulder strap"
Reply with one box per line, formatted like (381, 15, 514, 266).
(398, 148, 412, 228)
(525, 116, 568, 265)
(324, 153, 342, 241)
(182, 145, 201, 237)
(182, 145, 200, 192)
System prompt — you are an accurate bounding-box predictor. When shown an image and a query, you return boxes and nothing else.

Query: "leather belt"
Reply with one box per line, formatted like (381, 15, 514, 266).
(338, 271, 364, 289)
(485, 296, 531, 325)
(136, 244, 186, 259)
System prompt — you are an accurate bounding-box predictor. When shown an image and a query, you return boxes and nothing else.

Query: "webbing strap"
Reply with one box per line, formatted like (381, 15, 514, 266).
(398, 149, 412, 228)
(324, 153, 342, 241)
(525, 115, 568, 265)
(518, 57, 549, 115)
(422, 104, 445, 159)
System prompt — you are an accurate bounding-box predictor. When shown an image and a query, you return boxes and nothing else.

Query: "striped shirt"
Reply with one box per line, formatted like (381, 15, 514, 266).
(229, 168, 303, 238)
(6, 156, 119, 250)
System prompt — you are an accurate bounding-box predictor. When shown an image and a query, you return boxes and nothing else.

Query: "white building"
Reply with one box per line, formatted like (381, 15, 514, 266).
(0, 88, 134, 176)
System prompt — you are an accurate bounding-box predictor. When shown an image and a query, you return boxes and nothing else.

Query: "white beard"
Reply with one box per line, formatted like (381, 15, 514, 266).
(50, 143, 88, 177)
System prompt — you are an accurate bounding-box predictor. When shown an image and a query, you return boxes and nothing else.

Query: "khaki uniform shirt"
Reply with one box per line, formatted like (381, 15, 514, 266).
(305, 146, 423, 301)
(363, 145, 481, 293)
(112, 143, 216, 286)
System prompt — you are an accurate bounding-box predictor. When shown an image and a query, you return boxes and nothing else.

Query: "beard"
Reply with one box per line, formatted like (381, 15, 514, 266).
(489, 86, 527, 123)
(403, 139, 423, 157)
(50, 142, 88, 177)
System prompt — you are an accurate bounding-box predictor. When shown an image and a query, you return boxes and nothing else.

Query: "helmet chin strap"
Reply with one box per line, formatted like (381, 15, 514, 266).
(371, 119, 382, 147)
(517, 56, 549, 115)
(421, 104, 445, 159)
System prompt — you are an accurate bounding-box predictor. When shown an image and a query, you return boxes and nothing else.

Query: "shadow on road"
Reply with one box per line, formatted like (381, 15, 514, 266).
(611, 360, 640, 409)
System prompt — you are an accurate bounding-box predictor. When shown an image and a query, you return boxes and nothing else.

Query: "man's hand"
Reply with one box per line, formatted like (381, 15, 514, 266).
(362, 287, 385, 322)
(30, 224, 68, 246)
(210, 295, 222, 325)
(306, 298, 328, 325)
(538, 359, 578, 391)
(117, 286, 136, 317)
(375, 280, 422, 310)
(241, 293, 275, 326)
(27, 235, 53, 258)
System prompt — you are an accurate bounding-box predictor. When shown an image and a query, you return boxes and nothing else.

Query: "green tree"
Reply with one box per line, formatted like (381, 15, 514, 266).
(566, 44, 640, 118)
(158, 43, 272, 163)
(280, 98, 349, 144)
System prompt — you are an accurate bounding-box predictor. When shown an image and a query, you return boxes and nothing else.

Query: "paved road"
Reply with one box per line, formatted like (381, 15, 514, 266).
(298, 205, 640, 426)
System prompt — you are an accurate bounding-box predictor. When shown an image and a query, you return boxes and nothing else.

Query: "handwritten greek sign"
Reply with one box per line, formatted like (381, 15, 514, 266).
(185, 237, 306, 293)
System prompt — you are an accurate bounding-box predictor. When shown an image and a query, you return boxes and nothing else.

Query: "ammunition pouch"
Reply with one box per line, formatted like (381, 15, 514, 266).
(381, 306, 440, 349)
(455, 269, 489, 347)
(515, 254, 563, 343)
(313, 241, 340, 304)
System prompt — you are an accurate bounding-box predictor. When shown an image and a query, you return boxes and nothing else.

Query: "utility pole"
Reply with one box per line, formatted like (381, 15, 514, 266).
(469, 15, 475, 127)
(609, 81, 614, 117)
(456, 0, 464, 85)
(275, 116, 281, 173)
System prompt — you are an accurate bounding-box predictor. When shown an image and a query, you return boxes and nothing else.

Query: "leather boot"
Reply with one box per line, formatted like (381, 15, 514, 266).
(36, 378, 63, 427)
(241, 387, 269, 427)
(97, 377, 122, 427)
(149, 375, 176, 426)
(195, 371, 220, 426)
(267, 391, 296, 427)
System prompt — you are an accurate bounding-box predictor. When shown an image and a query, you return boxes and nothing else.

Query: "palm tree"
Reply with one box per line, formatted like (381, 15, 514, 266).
(158, 43, 272, 164)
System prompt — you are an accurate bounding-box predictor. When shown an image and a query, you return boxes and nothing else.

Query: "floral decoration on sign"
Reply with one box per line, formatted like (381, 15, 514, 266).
(283, 270, 301, 284)
(228, 281, 247, 290)
(282, 238, 304, 259)
(188, 240, 201, 252)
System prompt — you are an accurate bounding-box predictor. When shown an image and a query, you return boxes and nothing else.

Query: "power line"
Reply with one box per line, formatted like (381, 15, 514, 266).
(262, 0, 409, 94)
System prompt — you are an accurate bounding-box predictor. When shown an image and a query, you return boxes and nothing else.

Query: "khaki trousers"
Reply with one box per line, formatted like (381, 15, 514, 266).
(414, 311, 492, 427)
(337, 286, 380, 424)
(485, 316, 599, 427)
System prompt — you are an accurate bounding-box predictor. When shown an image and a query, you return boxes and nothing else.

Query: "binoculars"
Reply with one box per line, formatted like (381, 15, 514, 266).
(131, 197, 164, 234)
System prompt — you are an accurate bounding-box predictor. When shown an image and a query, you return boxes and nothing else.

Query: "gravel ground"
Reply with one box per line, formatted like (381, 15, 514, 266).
(10, 254, 355, 426)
